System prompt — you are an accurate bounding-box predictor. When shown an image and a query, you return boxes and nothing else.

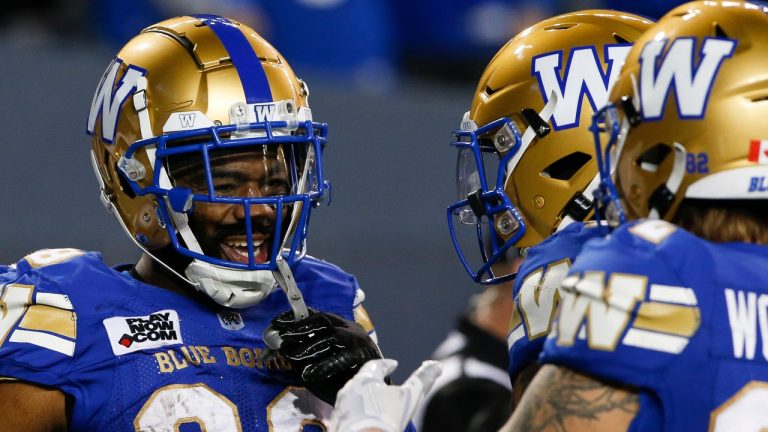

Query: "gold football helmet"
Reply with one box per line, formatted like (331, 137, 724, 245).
(447, 10, 653, 284)
(87, 15, 328, 308)
(593, 1, 768, 224)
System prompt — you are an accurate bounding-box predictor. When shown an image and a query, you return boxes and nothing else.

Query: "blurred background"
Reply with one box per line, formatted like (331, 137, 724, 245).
(1, 0, 687, 380)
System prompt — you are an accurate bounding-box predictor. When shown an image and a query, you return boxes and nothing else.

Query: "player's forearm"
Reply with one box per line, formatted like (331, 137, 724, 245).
(0, 381, 68, 431)
(502, 364, 638, 432)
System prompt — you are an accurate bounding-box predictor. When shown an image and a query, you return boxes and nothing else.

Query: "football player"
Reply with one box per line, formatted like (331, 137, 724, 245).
(443, 9, 653, 413)
(505, 1, 768, 430)
(0, 15, 382, 431)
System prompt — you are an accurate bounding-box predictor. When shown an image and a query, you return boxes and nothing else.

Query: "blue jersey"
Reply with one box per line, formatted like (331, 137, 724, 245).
(0, 248, 377, 431)
(542, 219, 768, 431)
(507, 221, 604, 383)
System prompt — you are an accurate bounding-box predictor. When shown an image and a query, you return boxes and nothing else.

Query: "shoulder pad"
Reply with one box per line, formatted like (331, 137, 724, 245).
(17, 248, 87, 271)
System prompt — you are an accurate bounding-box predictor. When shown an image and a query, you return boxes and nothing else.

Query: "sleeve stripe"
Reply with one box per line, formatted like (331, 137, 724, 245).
(649, 284, 698, 306)
(507, 324, 526, 349)
(9, 330, 75, 357)
(19, 305, 77, 339)
(367, 330, 379, 346)
(622, 328, 689, 354)
(35, 293, 73, 310)
(353, 305, 374, 334)
(353, 289, 366, 308)
(633, 302, 700, 337)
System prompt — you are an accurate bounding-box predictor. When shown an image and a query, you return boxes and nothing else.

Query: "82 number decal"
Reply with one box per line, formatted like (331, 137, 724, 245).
(686, 152, 709, 174)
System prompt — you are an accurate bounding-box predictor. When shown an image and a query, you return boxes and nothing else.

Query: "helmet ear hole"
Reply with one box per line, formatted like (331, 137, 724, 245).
(714, 23, 728, 38)
(543, 23, 576, 31)
(613, 33, 631, 44)
(636, 143, 672, 173)
(541, 152, 591, 181)
(484, 86, 499, 97)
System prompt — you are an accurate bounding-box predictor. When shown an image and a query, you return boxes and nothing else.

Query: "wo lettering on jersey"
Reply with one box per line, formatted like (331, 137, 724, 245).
(103, 310, 183, 356)
(639, 37, 736, 121)
(532, 44, 632, 130)
(724, 288, 768, 361)
(87, 58, 147, 144)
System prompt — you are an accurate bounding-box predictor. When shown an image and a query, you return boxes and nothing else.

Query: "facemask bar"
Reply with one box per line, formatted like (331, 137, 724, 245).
(590, 103, 628, 227)
(447, 117, 526, 285)
(120, 119, 328, 271)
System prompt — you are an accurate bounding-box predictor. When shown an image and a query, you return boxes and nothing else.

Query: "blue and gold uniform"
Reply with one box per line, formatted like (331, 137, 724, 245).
(0, 248, 376, 431)
(542, 219, 768, 431)
(507, 221, 604, 383)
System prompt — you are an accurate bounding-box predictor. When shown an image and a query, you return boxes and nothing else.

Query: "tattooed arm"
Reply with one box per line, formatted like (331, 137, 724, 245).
(502, 364, 638, 432)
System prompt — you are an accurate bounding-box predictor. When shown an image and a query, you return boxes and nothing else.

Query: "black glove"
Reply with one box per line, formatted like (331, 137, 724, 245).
(263, 308, 382, 404)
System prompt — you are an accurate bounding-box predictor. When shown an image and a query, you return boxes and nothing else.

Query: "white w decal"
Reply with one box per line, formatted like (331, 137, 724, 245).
(179, 113, 196, 128)
(254, 104, 276, 122)
(639, 38, 736, 120)
(532, 45, 632, 130)
(87, 58, 146, 143)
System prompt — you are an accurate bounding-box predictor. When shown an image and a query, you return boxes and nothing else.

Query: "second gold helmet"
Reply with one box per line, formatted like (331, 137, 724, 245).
(447, 10, 653, 284)
(592, 1, 768, 225)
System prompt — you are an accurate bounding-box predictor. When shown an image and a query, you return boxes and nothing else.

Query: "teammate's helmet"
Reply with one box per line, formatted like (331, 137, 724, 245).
(447, 11, 653, 284)
(593, 1, 768, 225)
(87, 15, 329, 307)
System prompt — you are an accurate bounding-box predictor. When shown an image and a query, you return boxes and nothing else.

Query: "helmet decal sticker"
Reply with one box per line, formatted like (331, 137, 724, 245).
(178, 113, 196, 129)
(639, 37, 736, 120)
(532, 44, 632, 131)
(749, 140, 768, 165)
(748, 176, 768, 193)
(86, 58, 147, 144)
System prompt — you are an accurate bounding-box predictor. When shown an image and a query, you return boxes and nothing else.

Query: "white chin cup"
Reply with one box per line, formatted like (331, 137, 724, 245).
(185, 260, 277, 309)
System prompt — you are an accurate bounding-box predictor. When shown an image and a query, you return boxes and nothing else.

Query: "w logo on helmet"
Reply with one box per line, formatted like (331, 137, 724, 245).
(179, 113, 197, 128)
(532, 45, 632, 131)
(639, 37, 736, 120)
(87, 58, 147, 143)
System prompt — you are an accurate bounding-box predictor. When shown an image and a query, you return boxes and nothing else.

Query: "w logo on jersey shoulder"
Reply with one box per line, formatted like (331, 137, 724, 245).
(639, 37, 737, 121)
(532, 44, 632, 131)
(87, 58, 147, 143)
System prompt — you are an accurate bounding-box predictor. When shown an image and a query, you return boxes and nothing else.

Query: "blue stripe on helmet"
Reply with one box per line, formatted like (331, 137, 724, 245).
(193, 14, 273, 104)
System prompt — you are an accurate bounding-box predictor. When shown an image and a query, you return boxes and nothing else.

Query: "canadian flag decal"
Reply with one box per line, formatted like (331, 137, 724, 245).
(748, 140, 768, 165)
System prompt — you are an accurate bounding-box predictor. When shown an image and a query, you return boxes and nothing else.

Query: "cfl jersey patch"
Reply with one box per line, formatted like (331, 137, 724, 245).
(541, 219, 768, 431)
(0, 248, 368, 431)
(218, 311, 245, 330)
(507, 222, 604, 383)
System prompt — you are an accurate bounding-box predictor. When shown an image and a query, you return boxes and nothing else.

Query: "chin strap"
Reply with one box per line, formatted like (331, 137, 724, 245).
(648, 143, 687, 220)
(273, 256, 310, 320)
(185, 260, 277, 309)
(505, 91, 559, 175)
(262, 255, 310, 350)
(266, 147, 313, 322)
